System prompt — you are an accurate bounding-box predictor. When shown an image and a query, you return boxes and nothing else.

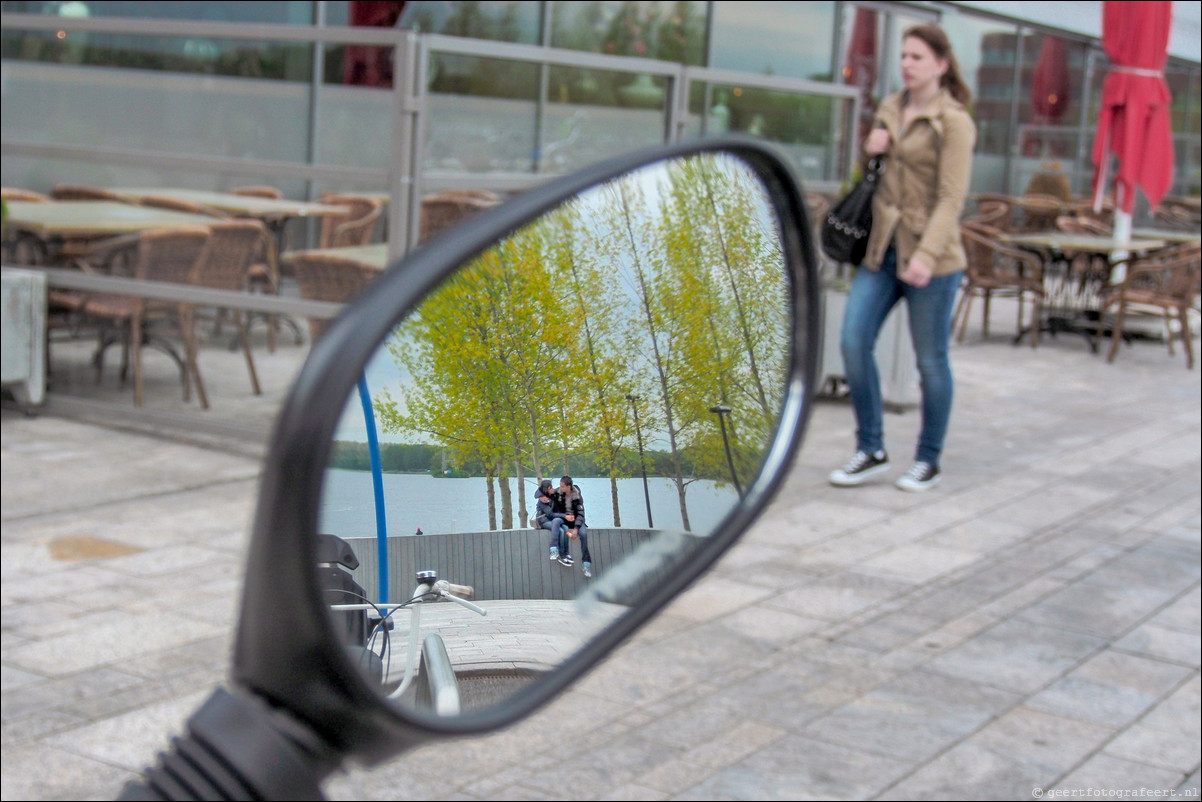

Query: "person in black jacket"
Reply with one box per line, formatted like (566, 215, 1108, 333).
(534, 478, 568, 563)
(555, 475, 593, 578)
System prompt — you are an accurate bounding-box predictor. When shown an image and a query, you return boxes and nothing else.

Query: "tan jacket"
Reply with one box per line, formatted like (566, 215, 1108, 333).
(862, 89, 976, 276)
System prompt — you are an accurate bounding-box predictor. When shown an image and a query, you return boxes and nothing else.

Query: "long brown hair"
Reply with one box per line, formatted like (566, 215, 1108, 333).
(904, 24, 972, 107)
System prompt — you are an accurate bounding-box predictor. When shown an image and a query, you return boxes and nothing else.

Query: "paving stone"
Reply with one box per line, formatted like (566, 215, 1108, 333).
(798, 668, 1021, 762)
(969, 705, 1115, 769)
(859, 543, 984, 583)
(0, 743, 136, 801)
(1053, 753, 1189, 797)
(1103, 720, 1202, 774)
(877, 741, 1058, 800)
(925, 619, 1106, 694)
(3, 315, 1199, 801)
(678, 734, 913, 800)
(765, 571, 917, 622)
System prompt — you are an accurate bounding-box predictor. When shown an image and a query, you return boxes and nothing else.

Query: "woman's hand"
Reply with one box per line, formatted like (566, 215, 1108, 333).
(899, 256, 933, 288)
(864, 128, 891, 156)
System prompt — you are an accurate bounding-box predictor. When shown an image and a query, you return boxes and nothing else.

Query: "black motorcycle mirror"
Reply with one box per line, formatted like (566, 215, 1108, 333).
(119, 140, 820, 800)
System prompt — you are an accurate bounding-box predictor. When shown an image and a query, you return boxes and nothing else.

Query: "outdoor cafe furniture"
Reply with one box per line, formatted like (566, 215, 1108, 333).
(108, 188, 350, 266)
(50, 184, 136, 203)
(316, 194, 383, 250)
(197, 220, 272, 397)
(1131, 227, 1202, 245)
(74, 226, 213, 409)
(109, 187, 350, 265)
(999, 231, 1168, 352)
(956, 221, 1045, 347)
(970, 199, 1012, 229)
(231, 185, 284, 199)
(3, 199, 222, 263)
(110, 187, 352, 347)
(140, 194, 231, 219)
(1098, 241, 1201, 369)
(1014, 193, 1067, 232)
(282, 250, 382, 342)
(282, 242, 389, 270)
(1, 186, 49, 202)
(1153, 196, 1202, 230)
(419, 189, 502, 242)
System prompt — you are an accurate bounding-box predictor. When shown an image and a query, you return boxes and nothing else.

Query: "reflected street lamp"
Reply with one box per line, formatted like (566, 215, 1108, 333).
(626, 393, 653, 528)
(709, 405, 743, 499)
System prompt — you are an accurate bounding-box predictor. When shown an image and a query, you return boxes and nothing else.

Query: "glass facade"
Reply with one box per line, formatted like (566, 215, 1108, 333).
(2, 1, 1199, 199)
(0, 1, 311, 23)
(709, 1, 836, 81)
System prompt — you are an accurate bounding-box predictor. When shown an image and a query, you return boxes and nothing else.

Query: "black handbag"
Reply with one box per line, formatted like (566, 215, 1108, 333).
(821, 156, 885, 265)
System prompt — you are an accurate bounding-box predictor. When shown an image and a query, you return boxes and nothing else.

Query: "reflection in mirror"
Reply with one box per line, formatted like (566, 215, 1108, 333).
(318, 152, 795, 717)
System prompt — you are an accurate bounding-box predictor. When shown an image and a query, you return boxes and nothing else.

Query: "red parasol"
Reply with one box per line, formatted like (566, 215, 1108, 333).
(1091, 0, 1174, 215)
(843, 8, 878, 143)
(1031, 36, 1070, 122)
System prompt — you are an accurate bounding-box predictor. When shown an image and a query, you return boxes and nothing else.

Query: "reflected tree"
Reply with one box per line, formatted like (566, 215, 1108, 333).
(374, 154, 788, 532)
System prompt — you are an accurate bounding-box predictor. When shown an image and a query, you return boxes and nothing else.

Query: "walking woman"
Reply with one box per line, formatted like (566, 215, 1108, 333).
(829, 24, 976, 492)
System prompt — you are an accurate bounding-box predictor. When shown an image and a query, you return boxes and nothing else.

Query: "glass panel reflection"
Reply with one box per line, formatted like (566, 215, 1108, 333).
(318, 152, 793, 715)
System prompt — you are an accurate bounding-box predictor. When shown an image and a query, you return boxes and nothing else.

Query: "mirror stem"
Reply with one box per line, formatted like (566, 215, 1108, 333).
(117, 687, 340, 801)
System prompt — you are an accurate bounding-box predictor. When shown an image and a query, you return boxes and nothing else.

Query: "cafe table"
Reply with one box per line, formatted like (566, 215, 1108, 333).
(282, 243, 390, 270)
(3, 200, 224, 267)
(110, 188, 351, 274)
(4, 200, 220, 240)
(109, 188, 349, 222)
(998, 232, 1168, 351)
(1131, 227, 1201, 245)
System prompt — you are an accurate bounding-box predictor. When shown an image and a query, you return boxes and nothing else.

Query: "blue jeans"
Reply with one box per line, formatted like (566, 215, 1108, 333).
(542, 517, 566, 554)
(566, 521, 591, 563)
(840, 247, 962, 465)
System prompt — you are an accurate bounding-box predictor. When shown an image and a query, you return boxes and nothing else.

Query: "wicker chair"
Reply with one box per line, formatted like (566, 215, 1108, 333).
(419, 189, 501, 241)
(969, 199, 1013, 229)
(1, 187, 50, 202)
(286, 251, 382, 342)
(316, 194, 383, 250)
(1072, 198, 1115, 229)
(955, 221, 1046, 347)
(1055, 214, 1110, 237)
(1016, 193, 1066, 231)
(1153, 197, 1201, 230)
(231, 185, 283, 199)
(2, 189, 51, 264)
(1100, 241, 1201, 368)
(196, 221, 271, 395)
(77, 226, 213, 408)
(50, 184, 135, 203)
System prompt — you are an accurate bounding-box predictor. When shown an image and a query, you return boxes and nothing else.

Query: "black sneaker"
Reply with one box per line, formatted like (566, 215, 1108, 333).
(828, 450, 890, 486)
(896, 461, 941, 492)
(558, 554, 574, 567)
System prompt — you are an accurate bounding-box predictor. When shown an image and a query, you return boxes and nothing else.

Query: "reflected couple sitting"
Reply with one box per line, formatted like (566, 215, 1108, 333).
(533, 476, 592, 578)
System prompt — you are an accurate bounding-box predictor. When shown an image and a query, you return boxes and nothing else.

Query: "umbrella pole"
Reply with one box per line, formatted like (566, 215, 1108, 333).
(1112, 207, 1132, 283)
(1093, 127, 1110, 213)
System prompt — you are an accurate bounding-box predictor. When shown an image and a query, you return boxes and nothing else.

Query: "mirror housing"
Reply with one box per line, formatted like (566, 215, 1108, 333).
(226, 140, 820, 775)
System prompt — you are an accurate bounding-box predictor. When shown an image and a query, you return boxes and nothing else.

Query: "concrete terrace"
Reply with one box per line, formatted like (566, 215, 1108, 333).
(2, 310, 1199, 800)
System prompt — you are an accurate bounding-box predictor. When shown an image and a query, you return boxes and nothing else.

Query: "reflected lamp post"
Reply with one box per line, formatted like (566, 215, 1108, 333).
(626, 393, 653, 528)
(709, 405, 743, 499)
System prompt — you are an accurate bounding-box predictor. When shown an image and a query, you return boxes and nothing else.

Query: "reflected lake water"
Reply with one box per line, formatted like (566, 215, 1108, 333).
(320, 471, 738, 539)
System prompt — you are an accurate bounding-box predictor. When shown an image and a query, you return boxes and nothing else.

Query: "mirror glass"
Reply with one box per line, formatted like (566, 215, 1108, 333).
(317, 152, 796, 717)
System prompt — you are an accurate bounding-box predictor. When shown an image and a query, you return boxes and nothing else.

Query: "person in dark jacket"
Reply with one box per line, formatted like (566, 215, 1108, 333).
(555, 475, 593, 578)
(534, 479, 568, 564)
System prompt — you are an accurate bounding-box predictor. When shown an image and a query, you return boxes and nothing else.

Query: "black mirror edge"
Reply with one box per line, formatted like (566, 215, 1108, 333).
(120, 139, 820, 797)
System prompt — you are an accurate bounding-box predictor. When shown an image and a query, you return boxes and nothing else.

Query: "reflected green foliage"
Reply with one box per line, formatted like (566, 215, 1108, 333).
(374, 153, 789, 532)
(330, 439, 690, 478)
(0, 30, 311, 81)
